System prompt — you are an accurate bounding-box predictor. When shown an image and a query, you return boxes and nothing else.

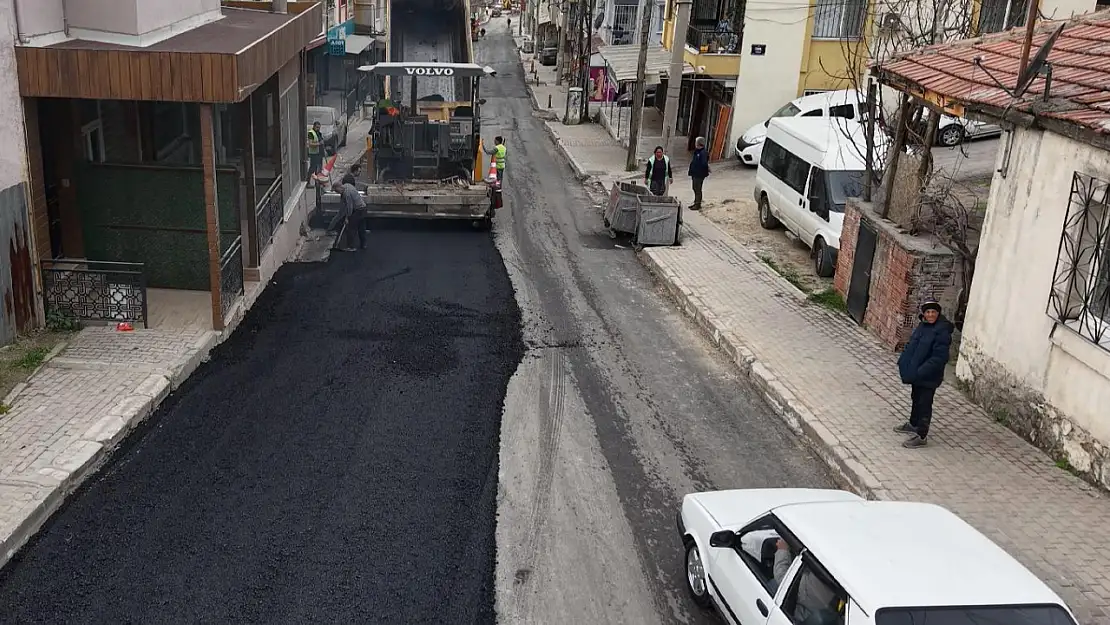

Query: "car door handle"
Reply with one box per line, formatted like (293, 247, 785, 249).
(756, 598, 769, 617)
(798, 198, 803, 206)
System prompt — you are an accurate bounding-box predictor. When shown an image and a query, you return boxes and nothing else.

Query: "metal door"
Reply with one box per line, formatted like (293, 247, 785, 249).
(846, 222, 877, 324)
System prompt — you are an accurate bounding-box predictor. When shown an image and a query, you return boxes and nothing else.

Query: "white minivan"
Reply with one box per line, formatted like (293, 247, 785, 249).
(753, 117, 883, 278)
(735, 89, 864, 166)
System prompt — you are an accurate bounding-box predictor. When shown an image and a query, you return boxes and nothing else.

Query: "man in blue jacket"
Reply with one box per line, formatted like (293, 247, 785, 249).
(895, 299, 954, 448)
(688, 136, 710, 211)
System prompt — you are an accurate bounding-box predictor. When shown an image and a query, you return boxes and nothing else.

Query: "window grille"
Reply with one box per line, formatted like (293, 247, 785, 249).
(1048, 172, 1110, 347)
(812, 0, 867, 39)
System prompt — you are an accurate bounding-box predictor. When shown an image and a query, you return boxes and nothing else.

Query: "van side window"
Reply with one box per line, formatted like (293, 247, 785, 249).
(782, 155, 810, 194)
(760, 139, 787, 177)
(829, 104, 855, 119)
(801, 109, 823, 117)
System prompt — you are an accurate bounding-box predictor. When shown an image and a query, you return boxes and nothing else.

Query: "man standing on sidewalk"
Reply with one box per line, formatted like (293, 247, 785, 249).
(307, 122, 324, 184)
(688, 137, 710, 211)
(644, 146, 673, 196)
(895, 299, 954, 448)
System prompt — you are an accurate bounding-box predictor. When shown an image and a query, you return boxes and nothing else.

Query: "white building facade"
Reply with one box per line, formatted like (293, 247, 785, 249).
(958, 126, 1110, 489)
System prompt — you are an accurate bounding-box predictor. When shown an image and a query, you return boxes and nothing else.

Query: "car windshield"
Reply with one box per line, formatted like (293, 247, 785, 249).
(826, 170, 873, 209)
(876, 605, 1077, 625)
(764, 102, 801, 126)
(307, 108, 335, 126)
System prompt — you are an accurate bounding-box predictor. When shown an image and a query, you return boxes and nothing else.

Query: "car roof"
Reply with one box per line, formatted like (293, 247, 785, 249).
(765, 117, 869, 170)
(790, 88, 861, 111)
(773, 500, 1069, 615)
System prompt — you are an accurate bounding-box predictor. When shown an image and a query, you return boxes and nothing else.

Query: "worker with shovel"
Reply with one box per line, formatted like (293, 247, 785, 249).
(329, 180, 368, 252)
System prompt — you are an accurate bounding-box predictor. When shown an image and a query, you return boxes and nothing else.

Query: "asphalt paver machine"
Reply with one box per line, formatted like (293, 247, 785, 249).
(319, 61, 500, 230)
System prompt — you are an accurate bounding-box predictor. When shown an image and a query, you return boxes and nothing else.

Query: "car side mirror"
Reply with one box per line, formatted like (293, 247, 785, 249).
(709, 530, 737, 548)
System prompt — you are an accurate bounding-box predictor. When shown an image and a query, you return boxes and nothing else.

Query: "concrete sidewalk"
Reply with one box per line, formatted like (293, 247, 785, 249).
(524, 65, 1110, 625)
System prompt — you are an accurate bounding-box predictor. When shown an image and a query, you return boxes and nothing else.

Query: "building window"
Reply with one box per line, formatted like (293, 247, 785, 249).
(978, 0, 1027, 34)
(1048, 172, 1110, 348)
(812, 0, 867, 40)
(82, 121, 106, 163)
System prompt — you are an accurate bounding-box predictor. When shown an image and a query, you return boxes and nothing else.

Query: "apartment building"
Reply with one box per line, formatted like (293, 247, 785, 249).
(12, 0, 324, 332)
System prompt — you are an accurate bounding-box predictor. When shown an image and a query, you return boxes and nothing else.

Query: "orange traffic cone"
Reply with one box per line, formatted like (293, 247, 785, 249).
(487, 160, 498, 183)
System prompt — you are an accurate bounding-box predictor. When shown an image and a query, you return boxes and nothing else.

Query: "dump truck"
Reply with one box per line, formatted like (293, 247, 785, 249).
(318, 0, 500, 230)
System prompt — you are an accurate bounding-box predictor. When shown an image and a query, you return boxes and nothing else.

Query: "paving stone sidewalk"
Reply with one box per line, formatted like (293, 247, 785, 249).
(523, 76, 1110, 624)
(0, 326, 218, 568)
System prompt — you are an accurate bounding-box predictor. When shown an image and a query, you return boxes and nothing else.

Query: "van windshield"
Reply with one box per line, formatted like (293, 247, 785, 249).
(765, 102, 802, 126)
(876, 605, 1077, 625)
(826, 170, 873, 209)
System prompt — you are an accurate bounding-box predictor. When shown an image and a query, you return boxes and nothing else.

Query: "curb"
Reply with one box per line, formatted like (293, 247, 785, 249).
(0, 225, 294, 569)
(636, 249, 885, 499)
(0, 353, 196, 569)
(540, 122, 593, 182)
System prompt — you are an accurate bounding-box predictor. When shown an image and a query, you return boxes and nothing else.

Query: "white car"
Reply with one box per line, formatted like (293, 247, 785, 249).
(735, 90, 865, 166)
(678, 488, 1078, 625)
(933, 111, 1003, 147)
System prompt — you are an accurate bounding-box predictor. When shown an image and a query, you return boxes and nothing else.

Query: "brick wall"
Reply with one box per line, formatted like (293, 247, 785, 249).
(836, 200, 961, 350)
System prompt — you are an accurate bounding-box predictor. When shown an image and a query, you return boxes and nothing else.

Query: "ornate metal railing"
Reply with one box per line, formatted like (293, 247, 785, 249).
(256, 175, 284, 255)
(41, 259, 148, 327)
(1048, 172, 1110, 349)
(686, 25, 741, 54)
(219, 237, 245, 319)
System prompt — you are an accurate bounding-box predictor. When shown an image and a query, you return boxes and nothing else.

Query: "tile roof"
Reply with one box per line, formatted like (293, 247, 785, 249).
(875, 9, 1110, 138)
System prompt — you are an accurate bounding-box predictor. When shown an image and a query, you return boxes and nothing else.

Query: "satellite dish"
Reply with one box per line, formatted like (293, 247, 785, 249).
(594, 11, 605, 30)
(1015, 23, 1065, 98)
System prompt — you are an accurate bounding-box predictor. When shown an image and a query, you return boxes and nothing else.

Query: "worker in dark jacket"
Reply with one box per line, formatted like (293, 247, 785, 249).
(688, 136, 710, 211)
(643, 145, 673, 196)
(895, 299, 954, 448)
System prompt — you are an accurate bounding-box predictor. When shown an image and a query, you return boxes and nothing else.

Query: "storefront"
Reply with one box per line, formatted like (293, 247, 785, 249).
(686, 76, 734, 160)
(307, 19, 382, 121)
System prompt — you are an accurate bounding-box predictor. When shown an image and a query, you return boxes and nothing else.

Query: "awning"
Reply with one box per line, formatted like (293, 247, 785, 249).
(598, 44, 695, 84)
(345, 34, 375, 55)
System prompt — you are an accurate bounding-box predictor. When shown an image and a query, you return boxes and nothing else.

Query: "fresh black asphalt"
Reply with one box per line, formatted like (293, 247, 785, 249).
(0, 227, 523, 623)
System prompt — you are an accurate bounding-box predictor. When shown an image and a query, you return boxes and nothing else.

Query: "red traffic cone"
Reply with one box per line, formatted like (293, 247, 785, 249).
(487, 160, 498, 182)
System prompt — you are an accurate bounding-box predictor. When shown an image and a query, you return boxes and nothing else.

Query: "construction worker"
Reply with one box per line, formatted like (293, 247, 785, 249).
(483, 136, 507, 181)
(307, 122, 324, 184)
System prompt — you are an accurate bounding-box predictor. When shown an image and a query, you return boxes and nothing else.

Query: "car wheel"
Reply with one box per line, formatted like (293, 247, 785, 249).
(685, 540, 712, 608)
(814, 237, 836, 278)
(938, 124, 965, 147)
(759, 195, 781, 230)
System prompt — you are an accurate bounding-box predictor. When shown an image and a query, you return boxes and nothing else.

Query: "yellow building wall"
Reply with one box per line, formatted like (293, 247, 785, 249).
(796, 2, 870, 96)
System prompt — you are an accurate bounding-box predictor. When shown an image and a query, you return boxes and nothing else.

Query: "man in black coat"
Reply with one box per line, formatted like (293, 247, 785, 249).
(688, 136, 710, 211)
(895, 299, 954, 448)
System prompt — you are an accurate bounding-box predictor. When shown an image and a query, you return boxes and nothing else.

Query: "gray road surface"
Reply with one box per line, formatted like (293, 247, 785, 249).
(476, 19, 833, 625)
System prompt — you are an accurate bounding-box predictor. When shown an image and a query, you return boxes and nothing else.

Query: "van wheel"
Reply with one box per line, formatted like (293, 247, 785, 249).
(814, 237, 836, 278)
(759, 195, 780, 230)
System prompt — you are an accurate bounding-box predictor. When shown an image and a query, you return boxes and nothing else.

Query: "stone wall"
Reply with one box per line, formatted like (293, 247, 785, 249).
(835, 200, 961, 350)
(960, 341, 1110, 490)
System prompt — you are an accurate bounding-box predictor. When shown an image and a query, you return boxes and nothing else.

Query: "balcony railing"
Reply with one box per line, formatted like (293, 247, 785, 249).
(41, 259, 148, 327)
(686, 25, 741, 54)
(256, 175, 284, 256)
(219, 237, 245, 319)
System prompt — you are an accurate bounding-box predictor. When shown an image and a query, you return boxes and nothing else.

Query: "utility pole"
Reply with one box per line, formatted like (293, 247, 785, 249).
(624, 0, 653, 171)
(1018, 0, 1041, 79)
(661, 0, 691, 149)
(579, 0, 597, 122)
(555, 1, 569, 85)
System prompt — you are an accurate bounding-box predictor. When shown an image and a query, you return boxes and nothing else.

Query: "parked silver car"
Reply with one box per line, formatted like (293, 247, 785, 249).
(307, 105, 348, 151)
